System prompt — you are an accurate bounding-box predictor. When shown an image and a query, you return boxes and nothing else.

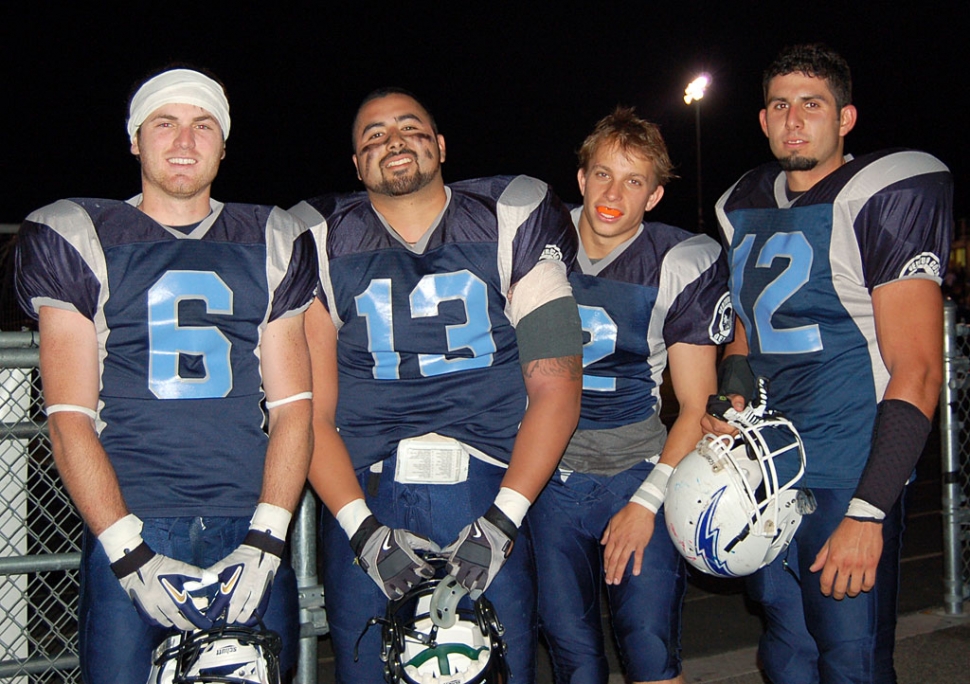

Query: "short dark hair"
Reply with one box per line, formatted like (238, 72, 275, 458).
(577, 106, 676, 186)
(351, 87, 438, 148)
(762, 43, 852, 109)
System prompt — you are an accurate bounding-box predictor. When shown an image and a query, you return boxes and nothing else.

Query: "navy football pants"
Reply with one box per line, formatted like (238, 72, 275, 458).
(320, 455, 538, 683)
(78, 516, 299, 684)
(746, 487, 904, 684)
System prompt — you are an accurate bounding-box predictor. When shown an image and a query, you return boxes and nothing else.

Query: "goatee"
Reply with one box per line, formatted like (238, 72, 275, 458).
(778, 155, 819, 172)
(375, 168, 438, 196)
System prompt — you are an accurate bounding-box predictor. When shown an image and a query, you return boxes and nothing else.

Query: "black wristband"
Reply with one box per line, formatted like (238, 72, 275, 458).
(706, 394, 735, 420)
(483, 504, 518, 544)
(243, 529, 286, 558)
(349, 515, 381, 558)
(853, 399, 931, 516)
(717, 355, 755, 400)
(109, 542, 155, 579)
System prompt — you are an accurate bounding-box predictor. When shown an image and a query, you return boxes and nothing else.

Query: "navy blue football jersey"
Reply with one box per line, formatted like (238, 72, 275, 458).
(16, 198, 317, 517)
(568, 207, 732, 431)
(716, 150, 952, 487)
(291, 175, 577, 469)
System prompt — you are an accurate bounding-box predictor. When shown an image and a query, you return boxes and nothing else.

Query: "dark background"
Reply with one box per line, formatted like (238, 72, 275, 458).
(4, 2, 967, 236)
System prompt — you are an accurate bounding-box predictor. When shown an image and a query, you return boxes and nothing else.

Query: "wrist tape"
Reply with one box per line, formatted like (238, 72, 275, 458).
(846, 498, 885, 522)
(98, 513, 144, 563)
(336, 498, 373, 540)
(244, 503, 290, 557)
(250, 502, 291, 540)
(630, 463, 674, 514)
(492, 487, 530, 528)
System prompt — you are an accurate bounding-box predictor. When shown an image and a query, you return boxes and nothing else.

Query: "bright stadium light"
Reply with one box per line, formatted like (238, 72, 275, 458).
(684, 73, 711, 104)
(684, 73, 711, 232)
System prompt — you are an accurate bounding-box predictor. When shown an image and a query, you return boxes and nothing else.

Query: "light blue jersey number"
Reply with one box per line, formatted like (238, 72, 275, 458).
(732, 232, 822, 354)
(578, 305, 617, 391)
(356, 270, 496, 379)
(148, 271, 233, 399)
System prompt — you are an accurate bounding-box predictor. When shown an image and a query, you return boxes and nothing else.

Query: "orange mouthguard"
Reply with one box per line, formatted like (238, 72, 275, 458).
(596, 206, 623, 218)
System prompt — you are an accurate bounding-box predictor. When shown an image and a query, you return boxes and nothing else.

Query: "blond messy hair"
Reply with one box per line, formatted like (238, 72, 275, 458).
(577, 106, 676, 186)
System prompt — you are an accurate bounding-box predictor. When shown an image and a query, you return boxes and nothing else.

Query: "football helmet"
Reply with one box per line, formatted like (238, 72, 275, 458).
(364, 569, 510, 683)
(665, 389, 815, 578)
(147, 623, 282, 684)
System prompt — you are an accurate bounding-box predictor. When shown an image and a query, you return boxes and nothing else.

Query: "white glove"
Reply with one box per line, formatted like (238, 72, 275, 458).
(350, 515, 439, 599)
(99, 514, 215, 630)
(443, 504, 518, 599)
(206, 503, 290, 625)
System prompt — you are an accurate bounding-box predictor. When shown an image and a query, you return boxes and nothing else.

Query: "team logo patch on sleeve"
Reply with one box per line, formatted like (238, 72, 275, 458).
(540, 244, 564, 262)
(900, 252, 942, 278)
(709, 292, 734, 344)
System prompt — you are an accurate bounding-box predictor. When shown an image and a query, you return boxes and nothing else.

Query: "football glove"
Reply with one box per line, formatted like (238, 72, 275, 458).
(99, 514, 214, 630)
(350, 515, 440, 599)
(443, 504, 518, 599)
(206, 503, 290, 625)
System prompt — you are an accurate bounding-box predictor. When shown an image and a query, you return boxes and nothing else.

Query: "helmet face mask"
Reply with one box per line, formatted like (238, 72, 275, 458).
(666, 413, 813, 578)
(377, 574, 509, 684)
(147, 624, 282, 684)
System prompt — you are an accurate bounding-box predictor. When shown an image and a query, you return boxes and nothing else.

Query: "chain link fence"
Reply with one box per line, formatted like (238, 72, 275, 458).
(1, 331, 79, 681)
(0, 331, 326, 682)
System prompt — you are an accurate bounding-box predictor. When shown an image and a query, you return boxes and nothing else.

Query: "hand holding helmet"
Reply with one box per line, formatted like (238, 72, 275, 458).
(206, 503, 290, 625)
(362, 559, 509, 684)
(99, 514, 216, 631)
(350, 515, 440, 599)
(666, 381, 815, 577)
(442, 488, 529, 598)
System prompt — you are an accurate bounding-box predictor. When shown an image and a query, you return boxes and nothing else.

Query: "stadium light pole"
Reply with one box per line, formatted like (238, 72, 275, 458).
(684, 73, 711, 233)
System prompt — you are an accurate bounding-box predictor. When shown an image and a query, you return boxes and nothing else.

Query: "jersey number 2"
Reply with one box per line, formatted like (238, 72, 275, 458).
(578, 305, 617, 391)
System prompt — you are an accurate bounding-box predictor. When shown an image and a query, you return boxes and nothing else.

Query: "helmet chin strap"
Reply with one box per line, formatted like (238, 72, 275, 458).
(430, 574, 469, 628)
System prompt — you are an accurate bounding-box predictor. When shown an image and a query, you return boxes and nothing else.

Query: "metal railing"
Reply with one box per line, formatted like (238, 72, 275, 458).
(941, 300, 970, 615)
(0, 331, 327, 682)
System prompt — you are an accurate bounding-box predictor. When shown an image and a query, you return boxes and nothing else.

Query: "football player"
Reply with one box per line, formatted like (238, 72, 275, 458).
(706, 44, 952, 683)
(529, 107, 731, 684)
(15, 66, 316, 682)
(289, 88, 583, 683)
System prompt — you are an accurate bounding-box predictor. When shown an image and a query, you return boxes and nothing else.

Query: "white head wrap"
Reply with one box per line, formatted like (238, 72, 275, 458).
(127, 68, 230, 143)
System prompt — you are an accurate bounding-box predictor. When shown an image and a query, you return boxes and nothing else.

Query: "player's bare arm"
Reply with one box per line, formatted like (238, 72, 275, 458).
(303, 298, 438, 599)
(258, 311, 314, 514)
(303, 298, 368, 512)
(701, 318, 749, 437)
(500, 353, 582, 503)
(39, 306, 128, 535)
(811, 278, 943, 598)
(602, 343, 717, 585)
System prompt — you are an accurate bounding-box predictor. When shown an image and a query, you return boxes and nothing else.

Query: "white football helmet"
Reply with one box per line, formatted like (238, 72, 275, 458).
(665, 393, 815, 578)
(147, 624, 282, 684)
(370, 571, 509, 683)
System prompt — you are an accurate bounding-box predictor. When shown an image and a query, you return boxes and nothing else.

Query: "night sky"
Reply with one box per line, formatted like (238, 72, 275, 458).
(5, 3, 967, 236)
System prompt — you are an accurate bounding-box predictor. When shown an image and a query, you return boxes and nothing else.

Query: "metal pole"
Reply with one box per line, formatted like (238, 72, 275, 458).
(940, 300, 965, 615)
(292, 488, 325, 683)
(695, 101, 704, 234)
